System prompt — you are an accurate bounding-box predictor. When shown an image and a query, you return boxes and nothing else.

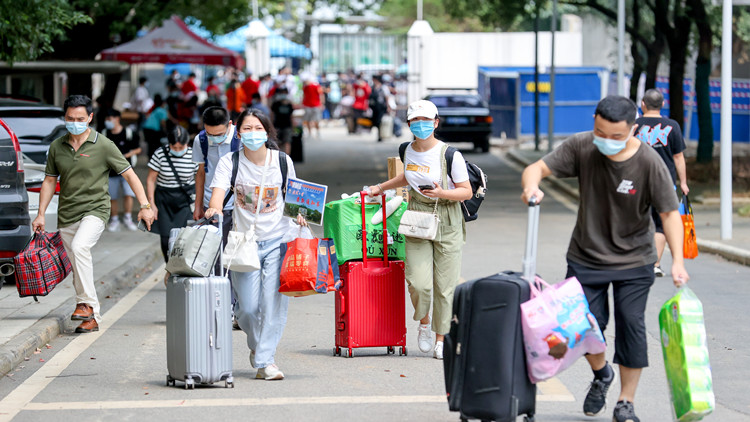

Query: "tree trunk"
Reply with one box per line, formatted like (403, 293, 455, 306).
(629, 0, 644, 102)
(666, 2, 691, 129)
(688, 0, 715, 163)
(694, 59, 713, 162)
(644, 32, 665, 90)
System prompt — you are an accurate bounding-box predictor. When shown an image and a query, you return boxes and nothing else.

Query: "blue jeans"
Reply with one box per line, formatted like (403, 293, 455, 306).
(230, 236, 288, 368)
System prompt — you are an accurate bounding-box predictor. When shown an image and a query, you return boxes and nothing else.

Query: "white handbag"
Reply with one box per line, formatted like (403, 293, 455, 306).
(223, 229, 260, 272)
(398, 199, 440, 240)
(223, 151, 270, 273)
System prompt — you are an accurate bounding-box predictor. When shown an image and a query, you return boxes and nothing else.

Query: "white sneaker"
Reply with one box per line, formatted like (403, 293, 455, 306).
(417, 324, 433, 353)
(123, 217, 138, 231)
(433, 341, 444, 360)
(107, 218, 120, 232)
(256, 364, 284, 380)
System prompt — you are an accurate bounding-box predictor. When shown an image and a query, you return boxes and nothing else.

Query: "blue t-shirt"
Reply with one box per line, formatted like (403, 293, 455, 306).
(142, 107, 168, 131)
(192, 125, 237, 210)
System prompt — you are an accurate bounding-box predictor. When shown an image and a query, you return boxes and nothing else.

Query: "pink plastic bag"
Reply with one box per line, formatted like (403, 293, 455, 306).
(520, 276, 606, 383)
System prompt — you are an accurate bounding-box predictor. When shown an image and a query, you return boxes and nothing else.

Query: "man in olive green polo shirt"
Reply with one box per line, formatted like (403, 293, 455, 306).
(32, 95, 155, 333)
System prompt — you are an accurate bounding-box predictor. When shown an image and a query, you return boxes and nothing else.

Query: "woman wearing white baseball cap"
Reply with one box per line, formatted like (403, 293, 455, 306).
(367, 99, 472, 359)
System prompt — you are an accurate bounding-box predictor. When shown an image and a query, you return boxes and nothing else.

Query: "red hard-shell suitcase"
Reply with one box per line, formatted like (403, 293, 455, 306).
(334, 191, 407, 358)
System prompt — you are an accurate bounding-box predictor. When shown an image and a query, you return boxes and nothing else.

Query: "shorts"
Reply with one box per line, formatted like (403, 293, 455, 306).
(566, 260, 655, 369)
(303, 107, 322, 122)
(651, 207, 664, 234)
(108, 176, 134, 200)
(277, 127, 293, 145)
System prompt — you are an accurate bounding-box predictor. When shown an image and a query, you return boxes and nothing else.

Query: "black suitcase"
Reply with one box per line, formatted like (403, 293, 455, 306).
(291, 126, 303, 163)
(444, 201, 540, 422)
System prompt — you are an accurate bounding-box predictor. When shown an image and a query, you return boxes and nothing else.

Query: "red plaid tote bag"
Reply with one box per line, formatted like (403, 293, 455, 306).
(13, 231, 72, 300)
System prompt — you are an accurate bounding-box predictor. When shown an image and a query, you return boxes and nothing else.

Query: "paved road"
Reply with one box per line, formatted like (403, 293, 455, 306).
(0, 126, 747, 421)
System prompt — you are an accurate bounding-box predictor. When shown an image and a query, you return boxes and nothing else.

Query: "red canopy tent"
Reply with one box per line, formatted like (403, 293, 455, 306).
(99, 16, 244, 68)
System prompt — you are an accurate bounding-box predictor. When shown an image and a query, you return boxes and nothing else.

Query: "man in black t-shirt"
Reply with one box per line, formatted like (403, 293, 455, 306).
(521, 96, 689, 422)
(270, 87, 295, 155)
(635, 89, 689, 277)
(104, 109, 142, 231)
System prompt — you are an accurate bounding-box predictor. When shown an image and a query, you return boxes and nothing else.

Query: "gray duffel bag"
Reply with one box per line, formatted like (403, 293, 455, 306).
(166, 217, 222, 277)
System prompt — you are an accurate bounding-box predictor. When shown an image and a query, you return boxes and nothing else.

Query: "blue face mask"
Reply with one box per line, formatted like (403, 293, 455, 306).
(169, 147, 187, 157)
(410, 120, 435, 140)
(66, 122, 89, 135)
(207, 130, 229, 145)
(592, 127, 633, 156)
(241, 131, 267, 151)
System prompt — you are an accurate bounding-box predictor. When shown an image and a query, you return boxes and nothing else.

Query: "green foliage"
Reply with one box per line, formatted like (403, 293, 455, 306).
(379, 0, 491, 32)
(0, 0, 91, 65)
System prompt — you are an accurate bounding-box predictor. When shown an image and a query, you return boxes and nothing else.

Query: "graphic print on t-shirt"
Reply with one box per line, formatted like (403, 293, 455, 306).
(636, 124, 673, 147)
(405, 164, 430, 173)
(616, 180, 637, 195)
(235, 184, 279, 213)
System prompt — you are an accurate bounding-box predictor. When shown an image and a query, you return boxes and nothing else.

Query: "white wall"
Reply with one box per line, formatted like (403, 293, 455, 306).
(412, 31, 582, 101)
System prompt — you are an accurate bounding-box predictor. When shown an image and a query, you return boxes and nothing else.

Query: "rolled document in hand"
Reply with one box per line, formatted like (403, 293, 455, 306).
(370, 196, 404, 225)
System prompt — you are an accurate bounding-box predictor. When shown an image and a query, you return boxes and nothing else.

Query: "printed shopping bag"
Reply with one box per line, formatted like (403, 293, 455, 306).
(659, 286, 714, 421)
(279, 237, 341, 297)
(14, 231, 72, 300)
(520, 276, 606, 383)
(324, 196, 407, 262)
(680, 195, 698, 259)
(166, 224, 221, 277)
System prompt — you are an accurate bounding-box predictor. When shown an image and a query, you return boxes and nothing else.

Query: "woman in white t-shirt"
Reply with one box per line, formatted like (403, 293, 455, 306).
(367, 100, 471, 360)
(205, 109, 306, 381)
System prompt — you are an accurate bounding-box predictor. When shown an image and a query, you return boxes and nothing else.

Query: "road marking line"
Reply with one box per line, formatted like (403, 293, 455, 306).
(0, 266, 163, 422)
(24, 392, 573, 411)
(537, 378, 575, 400)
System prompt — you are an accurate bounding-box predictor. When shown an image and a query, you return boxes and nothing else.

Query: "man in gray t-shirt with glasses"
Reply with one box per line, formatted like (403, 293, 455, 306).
(521, 95, 689, 422)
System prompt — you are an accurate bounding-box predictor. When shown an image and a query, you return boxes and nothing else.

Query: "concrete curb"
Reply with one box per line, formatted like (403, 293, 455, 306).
(505, 149, 750, 268)
(0, 243, 162, 378)
(697, 239, 750, 266)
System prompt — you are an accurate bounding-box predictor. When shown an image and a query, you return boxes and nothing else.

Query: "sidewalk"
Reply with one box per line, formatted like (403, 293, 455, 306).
(0, 229, 161, 377)
(506, 146, 750, 266)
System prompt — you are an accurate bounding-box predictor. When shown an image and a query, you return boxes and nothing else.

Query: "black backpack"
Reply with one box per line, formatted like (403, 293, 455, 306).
(399, 142, 487, 222)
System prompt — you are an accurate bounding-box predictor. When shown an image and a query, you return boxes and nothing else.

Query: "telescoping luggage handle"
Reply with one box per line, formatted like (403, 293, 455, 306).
(522, 197, 540, 283)
(360, 191, 389, 268)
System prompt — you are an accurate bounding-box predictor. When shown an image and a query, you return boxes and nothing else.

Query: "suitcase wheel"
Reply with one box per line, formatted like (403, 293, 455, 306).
(387, 346, 394, 355)
(523, 416, 535, 422)
(347, 348, 353, 358)
(225, 381, 234, 388)
(333, 346, 341, 356)
(401, 346, 407, 356)
(166, 375, 174, 386)
(185, 377, 195, 390)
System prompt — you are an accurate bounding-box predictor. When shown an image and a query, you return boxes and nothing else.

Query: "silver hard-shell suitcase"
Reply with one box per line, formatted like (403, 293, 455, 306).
(166, 215, 234, 389)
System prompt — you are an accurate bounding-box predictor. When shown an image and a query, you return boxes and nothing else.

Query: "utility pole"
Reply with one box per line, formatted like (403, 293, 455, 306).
(534, 1, 540, 151)
(548, 0, 557, 153)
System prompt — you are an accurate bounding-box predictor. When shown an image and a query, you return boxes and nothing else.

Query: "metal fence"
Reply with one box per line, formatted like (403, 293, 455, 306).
(319, 34, 406, 75)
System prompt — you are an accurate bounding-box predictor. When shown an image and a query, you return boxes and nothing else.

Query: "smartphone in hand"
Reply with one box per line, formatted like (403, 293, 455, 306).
(418, 184, 434, 191)
(137, 219, 149, 232)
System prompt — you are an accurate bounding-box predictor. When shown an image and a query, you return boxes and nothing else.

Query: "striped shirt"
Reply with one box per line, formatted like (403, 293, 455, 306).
(147, 147, 199, 188)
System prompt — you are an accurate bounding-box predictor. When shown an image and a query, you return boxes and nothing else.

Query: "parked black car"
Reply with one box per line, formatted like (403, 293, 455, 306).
(424, 92, 493, 153)
(0, 96, 67, 164)
(0, 118, 31, 285)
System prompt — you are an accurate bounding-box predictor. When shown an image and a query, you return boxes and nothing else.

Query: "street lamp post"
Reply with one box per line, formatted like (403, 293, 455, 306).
(721, 0, 733, 239)
(617, 0, 625, 96)
(548, 0, 557, 153)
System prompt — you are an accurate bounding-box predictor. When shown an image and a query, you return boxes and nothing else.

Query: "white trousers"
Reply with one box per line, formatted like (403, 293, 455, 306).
(59, 215, 105, 323)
